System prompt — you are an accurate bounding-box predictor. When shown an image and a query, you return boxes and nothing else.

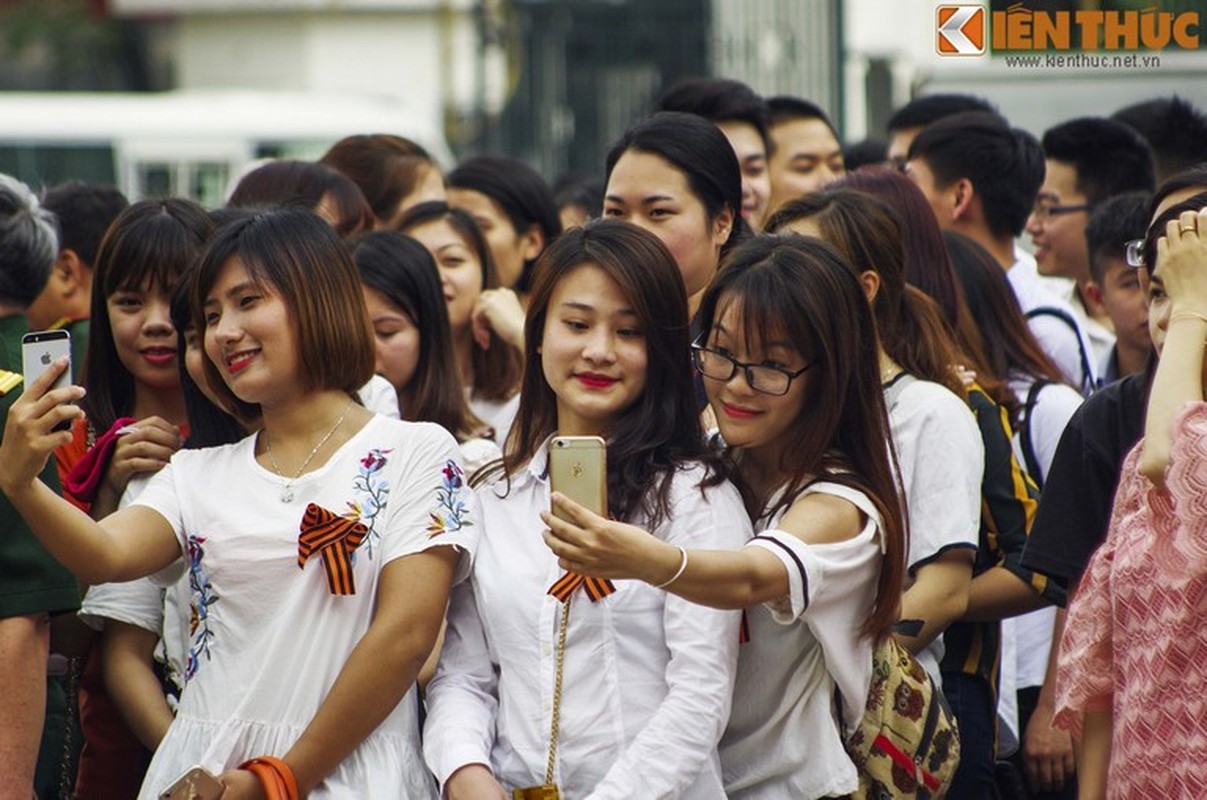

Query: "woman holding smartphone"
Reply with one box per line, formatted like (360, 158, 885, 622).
(0, 208, 476, 798)
(423, 220, 749, 799)
(543, 235, 907, 798)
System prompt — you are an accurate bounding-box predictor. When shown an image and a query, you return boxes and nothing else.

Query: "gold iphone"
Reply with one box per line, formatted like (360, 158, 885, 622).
(548, 436, 607, 520)
(159, 765, 225, 800)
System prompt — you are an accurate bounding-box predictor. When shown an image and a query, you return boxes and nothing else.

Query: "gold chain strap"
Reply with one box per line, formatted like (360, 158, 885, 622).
(545, 596, 571, 785)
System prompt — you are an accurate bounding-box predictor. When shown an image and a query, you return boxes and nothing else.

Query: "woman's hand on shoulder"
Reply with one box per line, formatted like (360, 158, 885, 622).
(777, 491, 866, 546)
(0, 357, 82, 494)
(103, 416, 185, 496)
(445, 764, 508, 800)
(542, 492, 675, 584)
(471, 288, 525, 351)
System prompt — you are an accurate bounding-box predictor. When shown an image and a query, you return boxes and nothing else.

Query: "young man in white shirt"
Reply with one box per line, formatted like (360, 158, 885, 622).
(1025, 117, 1156, 369)
(905, 111, 1098, 393)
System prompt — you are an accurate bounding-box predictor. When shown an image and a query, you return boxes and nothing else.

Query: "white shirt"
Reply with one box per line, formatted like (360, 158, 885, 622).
(133, 416, 477, 799)
(424, 444, 749, 799)
(469, 392, 520, 449)
(1058, 282, 1116, 370)
(1007, 257, 1098, 392)
(722, 481, 885, 799)
(884, 376, 982, 683)
(357, 374, 400, 419)
(1006, 374, 1082, 693)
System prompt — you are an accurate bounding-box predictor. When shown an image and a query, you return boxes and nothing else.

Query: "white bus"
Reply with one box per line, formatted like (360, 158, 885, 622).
(0, 90, 452, 206)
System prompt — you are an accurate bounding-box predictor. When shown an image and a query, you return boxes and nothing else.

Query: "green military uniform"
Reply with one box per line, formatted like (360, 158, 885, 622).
(0, 313, 79, 618)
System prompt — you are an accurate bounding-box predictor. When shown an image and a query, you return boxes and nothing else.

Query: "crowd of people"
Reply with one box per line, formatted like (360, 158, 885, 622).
(0, 78, 1206, 799)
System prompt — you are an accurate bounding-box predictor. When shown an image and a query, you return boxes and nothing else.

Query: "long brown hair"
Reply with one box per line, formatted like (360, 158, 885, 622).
(698, 235, 905, 640)
(397, 201, 524, 404)
(84, 199, 214, 431)
(495, 219, 721, 529)
(351, 231, 488, 441)
(766, 189, 967, 398)
(944, 232, 1067, 422)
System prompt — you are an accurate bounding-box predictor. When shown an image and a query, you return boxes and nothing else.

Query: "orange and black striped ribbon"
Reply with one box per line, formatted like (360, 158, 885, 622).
(298, 503, 368, 596)
(547, 571, 616, 603)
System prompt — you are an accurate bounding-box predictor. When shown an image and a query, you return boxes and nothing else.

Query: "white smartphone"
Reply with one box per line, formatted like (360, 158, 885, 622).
(21, 330, 72, 431)
(159, 765, 225, 800)
(549, 435, 607, 521)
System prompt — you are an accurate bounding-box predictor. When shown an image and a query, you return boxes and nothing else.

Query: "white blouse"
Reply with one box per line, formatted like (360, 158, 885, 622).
(885, 375, 983, 683)
(132, 417, 477, 798)
(424, 444, 750, 799)
(721, 481, 885, 800)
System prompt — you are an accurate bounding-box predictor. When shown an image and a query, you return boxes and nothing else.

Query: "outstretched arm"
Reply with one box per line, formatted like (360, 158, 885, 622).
(542, 489, 864, 610)
(0, 360, 180, 583)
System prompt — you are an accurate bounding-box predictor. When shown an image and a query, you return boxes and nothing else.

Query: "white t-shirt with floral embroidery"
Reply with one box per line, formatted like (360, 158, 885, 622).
(132, 415, 477, 799)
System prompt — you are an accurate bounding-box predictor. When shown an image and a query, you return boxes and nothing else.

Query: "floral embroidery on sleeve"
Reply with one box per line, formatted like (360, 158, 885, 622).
(185, 534, 219, 681)
(350, 448, 392, 559)
(427, 459, 472, 537)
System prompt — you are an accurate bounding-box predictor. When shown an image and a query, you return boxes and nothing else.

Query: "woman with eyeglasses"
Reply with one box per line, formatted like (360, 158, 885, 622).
(544, 234, 907, 798)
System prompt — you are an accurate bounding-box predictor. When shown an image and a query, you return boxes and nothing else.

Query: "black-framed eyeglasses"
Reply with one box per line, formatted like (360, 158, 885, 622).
(690, 341, 815, 396)
(1031, 202, 1092, 221)
(1124, 238, 1146, 268)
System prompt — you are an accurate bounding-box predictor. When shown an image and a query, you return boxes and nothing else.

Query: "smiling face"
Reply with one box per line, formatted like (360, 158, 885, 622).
(1026, 159, 1091, 281)
(361, 285, 421, 394)
(203, 256, 298, 407)
(107, 280, 180, 394)
(716, 119, 771, 229)
(541, 263, 648, 437)
(604, 149, 731, 304)
(404, 217, 484, 335)
(767, 117, 845, 214)
(702, 294, 810, 460)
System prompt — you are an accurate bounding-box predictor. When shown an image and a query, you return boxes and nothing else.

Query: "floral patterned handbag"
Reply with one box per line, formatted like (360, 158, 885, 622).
(845, 636, 960, 799)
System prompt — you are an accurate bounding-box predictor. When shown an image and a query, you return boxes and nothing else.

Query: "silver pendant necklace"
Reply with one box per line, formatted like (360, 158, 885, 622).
(263, 399, 354, 503)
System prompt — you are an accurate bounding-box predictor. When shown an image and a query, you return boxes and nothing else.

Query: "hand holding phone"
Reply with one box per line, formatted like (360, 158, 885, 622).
(21, 330, 73, 432)
(548, 436, 607, 521)
(159, 765, 225, 800)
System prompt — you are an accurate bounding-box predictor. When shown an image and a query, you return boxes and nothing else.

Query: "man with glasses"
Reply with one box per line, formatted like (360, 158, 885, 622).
(1026, 118, 1156, 370)
(905, 111, 1099, 394)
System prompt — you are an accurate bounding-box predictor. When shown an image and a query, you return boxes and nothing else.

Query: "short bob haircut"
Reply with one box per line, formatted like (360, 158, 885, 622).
(84, 198, 214, 432)
(446, 155, 562, 294)
(227, 159, 373, 238)
(397, 200, 523, 404)
(351, 230, 487, 442)
(696, 234, 904, 639)
(192, 208, 375, 421)
(499, 219, 720, 529)
(320, 134, 437, 225)
(605, 111, 746, 252)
